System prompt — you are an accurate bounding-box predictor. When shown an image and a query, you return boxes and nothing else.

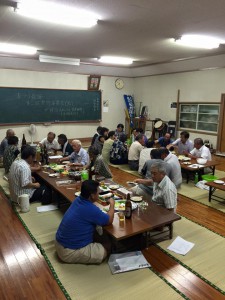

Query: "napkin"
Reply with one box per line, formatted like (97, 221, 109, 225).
(167, 236, 195, 255)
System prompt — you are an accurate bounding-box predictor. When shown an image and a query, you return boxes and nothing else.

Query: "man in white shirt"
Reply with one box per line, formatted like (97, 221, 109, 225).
(39, 132, 60, 151)
(9, 146, 51, 205)
(185, 138, 211, 160)
(167, 131, 193, 155)
(151, 161, 177, 211)
(159, 148, 182, 189)
(128, 134, 145, 170)
(60, 140, 89, 167)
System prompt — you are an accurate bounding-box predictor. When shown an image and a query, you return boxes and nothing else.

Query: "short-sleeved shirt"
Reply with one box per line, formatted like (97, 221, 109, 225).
(140, 159, 172, 196)
(56, 196, 109, 249)
(69, 148, 89, 165)
(40, 138, 60, 151)
(128, 141, 144, 161)
(8, 159, 35, 202)
(190, 145, 211, 160)
(157, 137, 173, 147)
(172, 138, 193, 154)
(164, 152, 182, 188)
(152, 175, 177, 209)
(94, 154, 112, 178)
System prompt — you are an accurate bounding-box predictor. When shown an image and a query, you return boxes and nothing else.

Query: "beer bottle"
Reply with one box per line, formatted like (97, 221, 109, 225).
(125, 193, 132, 219)
(21, 134, 27, 152)
(43, 145, 49, 165)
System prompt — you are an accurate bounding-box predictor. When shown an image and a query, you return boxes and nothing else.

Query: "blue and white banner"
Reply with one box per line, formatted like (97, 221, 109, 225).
(124, 95, 135, 127)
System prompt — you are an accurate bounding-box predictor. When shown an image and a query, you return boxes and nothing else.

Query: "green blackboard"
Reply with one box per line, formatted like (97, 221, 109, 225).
(0, 87, 101, 124)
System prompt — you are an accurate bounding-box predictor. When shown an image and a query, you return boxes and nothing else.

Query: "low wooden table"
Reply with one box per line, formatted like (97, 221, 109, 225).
(180, 159, 220, 183)
(35, 168, 181, 250)
(205, 177, 225, 203)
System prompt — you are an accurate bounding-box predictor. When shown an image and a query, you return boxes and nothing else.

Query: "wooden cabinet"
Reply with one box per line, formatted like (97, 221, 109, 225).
(179, 103, 219, 134)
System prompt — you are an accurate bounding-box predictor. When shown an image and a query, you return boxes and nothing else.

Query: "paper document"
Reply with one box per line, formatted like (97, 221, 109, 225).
(108, 251, 150, 274)
(167, 236, 195, 255)
(49, 155, 63, 159)
(37, 204, 58, 213)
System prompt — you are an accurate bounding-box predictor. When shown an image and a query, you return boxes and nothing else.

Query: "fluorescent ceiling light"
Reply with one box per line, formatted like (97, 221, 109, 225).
(99, 56, 133, 65)
(0, 42, 37, 55)
(15, 0, 98, 28)
(39, 55, 80, 66)
(174, 35, 224, 49)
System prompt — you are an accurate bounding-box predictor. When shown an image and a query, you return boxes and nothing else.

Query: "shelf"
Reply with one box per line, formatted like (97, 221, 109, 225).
(179, 103, 219, 134)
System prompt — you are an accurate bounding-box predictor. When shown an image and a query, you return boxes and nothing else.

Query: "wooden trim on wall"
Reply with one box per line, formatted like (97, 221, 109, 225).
(217, 94, 225, 151)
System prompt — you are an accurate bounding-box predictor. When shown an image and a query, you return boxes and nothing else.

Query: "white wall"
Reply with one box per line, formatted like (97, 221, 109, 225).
(1, 67, 225, 148)
(0, 69, 134, 143)
(134, 68, 225, 147)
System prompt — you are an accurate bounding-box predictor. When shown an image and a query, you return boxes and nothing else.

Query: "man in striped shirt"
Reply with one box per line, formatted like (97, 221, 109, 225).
(9, 146, 51, 205)
(150, 161, 177, 211)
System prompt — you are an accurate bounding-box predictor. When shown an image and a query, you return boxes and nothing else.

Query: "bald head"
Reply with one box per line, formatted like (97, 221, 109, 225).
(6, 129, 15, 138)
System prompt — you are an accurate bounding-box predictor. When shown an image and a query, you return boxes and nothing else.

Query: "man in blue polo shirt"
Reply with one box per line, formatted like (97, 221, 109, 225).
(55, 180, 115, 264)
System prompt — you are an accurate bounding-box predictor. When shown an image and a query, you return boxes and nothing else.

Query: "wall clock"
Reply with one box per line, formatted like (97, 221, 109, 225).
(115, 78, 124, 89)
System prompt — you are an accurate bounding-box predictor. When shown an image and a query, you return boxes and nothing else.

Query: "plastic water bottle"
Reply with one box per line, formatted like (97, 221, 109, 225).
(194, 172, 199, 184)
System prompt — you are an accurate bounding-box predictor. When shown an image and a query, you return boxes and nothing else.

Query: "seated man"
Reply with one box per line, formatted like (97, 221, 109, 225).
(88, 146, 112, 179)
(9, 146, 51, 205)
(39, 132, 60, 152)
(3, 135, 20, 175)
(154, 133, 173, 147)
(60, 140, 89, 167)
(150, 162, 177, 211)
(91, 126, 102, 145)
(130, 149, 172, 199)
(159, 148, 182, 189)
(167, 131, 193, 155)
(128, 133, 145, 171)
(0, 128, 15, 157)
(184, 138, 211, 160)
(57, 134, 73, 156)
(55, 180, 115, 264)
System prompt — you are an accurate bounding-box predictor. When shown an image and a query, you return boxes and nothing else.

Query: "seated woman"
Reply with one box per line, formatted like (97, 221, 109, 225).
(88, 146, 112, 179)
(3, 135, 20, 175)
(110, 133, 128, 165)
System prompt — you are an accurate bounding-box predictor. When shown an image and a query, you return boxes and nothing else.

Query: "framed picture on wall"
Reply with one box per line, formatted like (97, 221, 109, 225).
(88, 75, 101, 90)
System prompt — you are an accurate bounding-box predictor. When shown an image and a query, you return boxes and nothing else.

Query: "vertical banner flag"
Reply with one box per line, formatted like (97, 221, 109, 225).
(124, 95, 135, 128)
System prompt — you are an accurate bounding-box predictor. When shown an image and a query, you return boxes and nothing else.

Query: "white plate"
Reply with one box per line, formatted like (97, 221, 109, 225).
(49, 173, 58, 177)
(75, 191, 81, 197)
(62, 161, 70, 164)
(183, 157, 191, 161)
(182, 162, 191, 165)
(109, 184, 120, 190)
(214, 180, 224, 184)
(131, 196, 143, 202)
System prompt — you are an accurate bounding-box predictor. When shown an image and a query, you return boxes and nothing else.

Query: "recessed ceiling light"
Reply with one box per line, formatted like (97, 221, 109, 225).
(0, 43, 37, 55)
(174, 35, 224, 49)
(15, 0, 98, 28)
(99, 56, 133, 65)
